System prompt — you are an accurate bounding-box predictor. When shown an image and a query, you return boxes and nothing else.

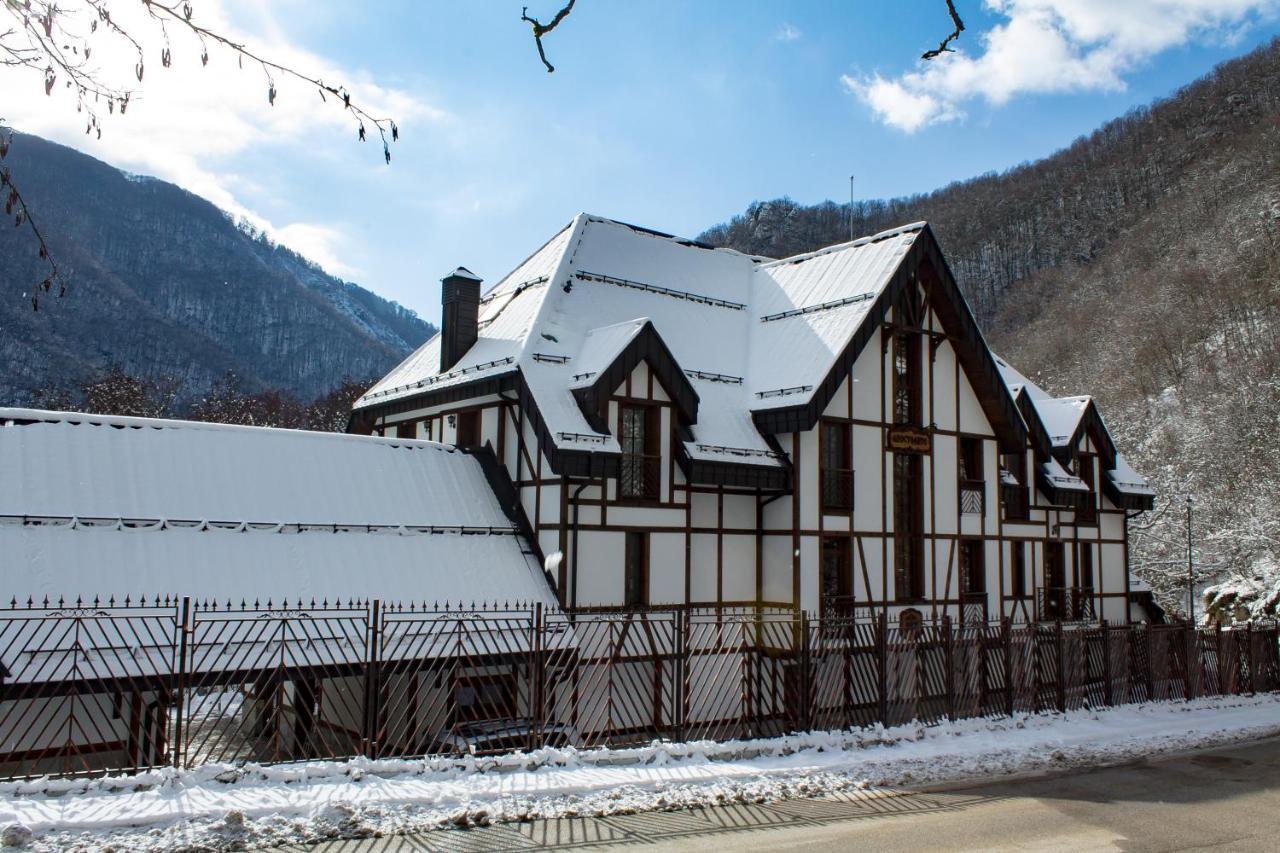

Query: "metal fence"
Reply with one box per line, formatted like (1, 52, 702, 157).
(1, 596, 1278, 780)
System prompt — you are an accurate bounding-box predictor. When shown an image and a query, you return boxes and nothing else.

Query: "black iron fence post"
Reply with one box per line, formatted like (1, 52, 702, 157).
(362, 599, 381, 758)
(1246, 622, 1256, 694)
(799, 611, 812, 732)
(1101, 619, 1112, 707)
(1184, 622, 1195, 701)
(171, 596, 191, 769)
(943, 615, 955, 721)
(532, 602, 544, 750)
(1056, 620, 1066, 713)
(1002, 618, 1014, 718)
(677, 607, 689, 743)
(877, 611, 889, 725)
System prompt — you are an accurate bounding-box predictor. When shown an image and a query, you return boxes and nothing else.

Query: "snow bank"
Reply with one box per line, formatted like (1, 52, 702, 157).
(3, 694, 1280, 851)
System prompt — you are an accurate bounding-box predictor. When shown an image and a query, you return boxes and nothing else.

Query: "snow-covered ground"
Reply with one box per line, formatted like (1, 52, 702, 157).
(4, 694, 1280, 851)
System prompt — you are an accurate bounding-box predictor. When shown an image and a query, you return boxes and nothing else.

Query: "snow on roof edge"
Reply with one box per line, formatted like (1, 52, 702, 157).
(0, 407, 462, 453)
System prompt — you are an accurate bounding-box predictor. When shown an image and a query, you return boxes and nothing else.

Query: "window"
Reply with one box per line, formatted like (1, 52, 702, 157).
(821, 537, 852, 603)
(821, 421, 854, 511)
(893, 453, 924, 602)
(624, 531, 649, 608)
(1077, 453, 1097, 524)
(1078, 542, 1095, 591)
(455, 410, 480, 448)
(1001, 452, 1025, 485)
(1001, 452, 1030, 521)
(959, 438, 985, 515)
(891, 286, 926, 603)
(1011, 542, 1028, 598)
(396, 421, 416, 439)
(892, 285, 924, 427)
(959, 540, 985, 594)
(620, 404, 660, 500)
(1040, 541, 1066, 620)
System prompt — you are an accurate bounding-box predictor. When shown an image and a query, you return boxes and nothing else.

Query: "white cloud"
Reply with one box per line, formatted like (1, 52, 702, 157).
(2, 0, 447, 274)
(847, 0, 1280, 132)
(775, 23, 802, 43)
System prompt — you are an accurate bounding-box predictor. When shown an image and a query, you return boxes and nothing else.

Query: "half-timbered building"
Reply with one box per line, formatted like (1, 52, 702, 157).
(350, 214, 1156, 625)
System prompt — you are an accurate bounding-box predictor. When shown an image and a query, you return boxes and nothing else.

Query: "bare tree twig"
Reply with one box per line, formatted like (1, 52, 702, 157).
(140, 0, 400, 161)
(521, 0, 575, 73)
(0, 0, 404, 308)
(922, 0, 965, 60)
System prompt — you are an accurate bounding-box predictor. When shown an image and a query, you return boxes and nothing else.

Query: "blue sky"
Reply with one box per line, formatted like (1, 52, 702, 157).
(9, 1, 1280, 322)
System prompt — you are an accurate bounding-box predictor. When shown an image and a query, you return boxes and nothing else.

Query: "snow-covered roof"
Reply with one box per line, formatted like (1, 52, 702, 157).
(1034, 396, 1091, 447)
(1107, 453, 1154, 497)
(355, 215, 929, 470)
(1040, 457, 1089, 492)
(0, 409, 555, 605)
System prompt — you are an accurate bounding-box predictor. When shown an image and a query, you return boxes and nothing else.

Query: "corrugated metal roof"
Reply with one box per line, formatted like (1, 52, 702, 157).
(0, 409, 509, 527)
(0, 408, 556, 605)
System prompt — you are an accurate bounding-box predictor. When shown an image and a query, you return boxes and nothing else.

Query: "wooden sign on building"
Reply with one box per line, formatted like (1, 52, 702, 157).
(887, 425, 932, 454)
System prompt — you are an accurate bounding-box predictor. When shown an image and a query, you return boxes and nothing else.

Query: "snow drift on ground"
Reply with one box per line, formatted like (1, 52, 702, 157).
(4, 694, 1280, 851)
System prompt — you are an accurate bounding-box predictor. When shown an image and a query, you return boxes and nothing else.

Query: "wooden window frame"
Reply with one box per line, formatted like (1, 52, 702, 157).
(624, 531, 649, 608)
(1076, 452, 1098, 525)
(455, 409, 481, 448)
(820, 420, 854, 512)
(959, 539, 985, 595)
(820, 536, 853, 603)
(959, 437, 985, 515)
(1011, 541, 1029, 599)
(618, 402, 661, 502)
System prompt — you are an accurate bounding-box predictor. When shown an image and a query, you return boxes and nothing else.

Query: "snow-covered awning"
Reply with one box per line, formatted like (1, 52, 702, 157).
(1103, 453, 1156, 511)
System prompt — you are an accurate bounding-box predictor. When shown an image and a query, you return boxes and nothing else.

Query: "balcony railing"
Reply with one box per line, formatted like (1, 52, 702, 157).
(960, 478, 985, 515)
(620, 453, 662, 500)
(1002, 483, 1030, 521)
(1035, 586, 1096, 622)
(821, 468, 855, 511)
(960, 591, 988, 623)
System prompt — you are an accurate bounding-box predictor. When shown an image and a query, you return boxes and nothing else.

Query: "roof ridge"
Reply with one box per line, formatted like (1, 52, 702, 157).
(761, 221, 927, 269)
(581, 213, 763, 259)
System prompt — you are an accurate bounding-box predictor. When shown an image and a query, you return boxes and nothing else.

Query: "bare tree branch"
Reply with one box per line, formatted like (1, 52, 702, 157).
(521, 0, 575, 73)
(922, 0, 965, 60)
(1, 129, 61, 311)
(0, 0, 404, 308)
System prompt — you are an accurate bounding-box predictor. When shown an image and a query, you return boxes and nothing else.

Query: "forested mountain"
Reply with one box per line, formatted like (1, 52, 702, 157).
(0, 132, 434, 404)
(702, 39, 1280, 618)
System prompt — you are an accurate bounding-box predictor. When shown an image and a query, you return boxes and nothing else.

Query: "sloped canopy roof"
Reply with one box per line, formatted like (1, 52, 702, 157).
(0, 409, 555, 604)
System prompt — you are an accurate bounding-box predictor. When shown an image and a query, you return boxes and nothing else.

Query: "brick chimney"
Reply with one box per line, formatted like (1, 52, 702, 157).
(440, 266, 481, 373)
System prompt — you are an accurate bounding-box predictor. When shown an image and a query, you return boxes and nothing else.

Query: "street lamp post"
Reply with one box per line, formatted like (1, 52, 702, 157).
(1186, 496, 1195, 625)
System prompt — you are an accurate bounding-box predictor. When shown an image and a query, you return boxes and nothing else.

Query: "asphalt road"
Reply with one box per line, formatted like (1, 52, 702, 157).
(304, 735, 1280, 852)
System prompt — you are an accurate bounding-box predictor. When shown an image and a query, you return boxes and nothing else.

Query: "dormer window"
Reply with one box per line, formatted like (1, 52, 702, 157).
(620, 403, 660, 500)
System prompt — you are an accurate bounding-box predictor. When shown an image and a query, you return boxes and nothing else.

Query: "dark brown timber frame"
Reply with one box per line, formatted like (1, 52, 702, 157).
(750, 225, 1027, 455)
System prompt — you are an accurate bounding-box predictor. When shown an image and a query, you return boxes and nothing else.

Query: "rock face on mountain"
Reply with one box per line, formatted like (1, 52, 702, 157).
(0, 132, 434, 403)
(701, 39, 1280, 617)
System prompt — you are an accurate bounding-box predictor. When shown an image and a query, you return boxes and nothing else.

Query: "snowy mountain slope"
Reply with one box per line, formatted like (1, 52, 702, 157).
(0, 132, 435, 403)
(701, 39, 1280, 617)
